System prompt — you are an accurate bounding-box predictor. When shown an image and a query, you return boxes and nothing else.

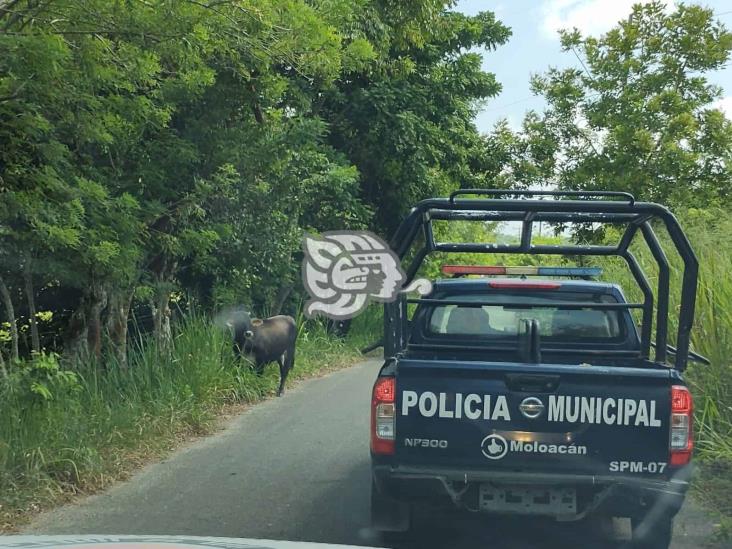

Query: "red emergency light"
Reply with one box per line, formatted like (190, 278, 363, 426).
(441, 265, 507, 276)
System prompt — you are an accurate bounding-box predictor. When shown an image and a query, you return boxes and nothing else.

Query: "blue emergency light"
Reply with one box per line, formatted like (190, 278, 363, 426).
(536, 267, 603, 277)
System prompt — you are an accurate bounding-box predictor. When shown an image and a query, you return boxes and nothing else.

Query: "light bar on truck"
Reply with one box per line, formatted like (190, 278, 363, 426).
(440, 265, 603, 277)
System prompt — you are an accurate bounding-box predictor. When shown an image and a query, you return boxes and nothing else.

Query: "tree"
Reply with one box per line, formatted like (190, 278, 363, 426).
(322, 8, 511, 235)
(0, 0, 514, 364)
(488, 2, 732, 208)
(0, 0, 381, 353)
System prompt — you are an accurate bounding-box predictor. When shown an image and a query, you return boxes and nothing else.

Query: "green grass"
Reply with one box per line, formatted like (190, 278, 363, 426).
(599, 209, 732, 537)
(599, 211, 732, 462)
(0, 312, 375, 531)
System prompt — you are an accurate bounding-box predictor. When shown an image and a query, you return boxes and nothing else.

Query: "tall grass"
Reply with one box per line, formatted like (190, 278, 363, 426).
(600, 210, 732, 536)
(600, 209, 732, 464)
(0, 313, 373, 529)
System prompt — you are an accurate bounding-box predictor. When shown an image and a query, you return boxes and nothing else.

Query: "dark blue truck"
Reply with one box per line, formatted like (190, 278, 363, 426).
(369, 190, 707, 549)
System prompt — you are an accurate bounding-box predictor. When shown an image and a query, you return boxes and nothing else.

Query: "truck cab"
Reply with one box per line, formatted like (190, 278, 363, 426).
(369, 190, 705, 549)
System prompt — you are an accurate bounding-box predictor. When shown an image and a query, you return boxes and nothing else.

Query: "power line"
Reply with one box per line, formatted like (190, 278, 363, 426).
(482, 95, 537, 113)
(570, 45, 593, 82)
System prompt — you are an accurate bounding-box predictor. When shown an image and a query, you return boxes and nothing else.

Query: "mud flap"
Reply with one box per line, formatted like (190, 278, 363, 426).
(371, 480, 411, 532)
(631, 513, 673, 549)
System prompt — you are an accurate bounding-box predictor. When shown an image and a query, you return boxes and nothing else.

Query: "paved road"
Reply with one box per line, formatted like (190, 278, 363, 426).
(25, 360, 717, 548)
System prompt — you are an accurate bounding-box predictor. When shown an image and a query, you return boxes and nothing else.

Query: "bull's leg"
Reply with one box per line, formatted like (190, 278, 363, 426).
(276, 354, 288, 396)
(287, 344, 295, 371)
(254, 361, 265, 376)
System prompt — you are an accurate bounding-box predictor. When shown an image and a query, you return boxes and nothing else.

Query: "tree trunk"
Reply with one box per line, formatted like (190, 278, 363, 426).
(65, 302, 88, 362)
(271, 283, 293, 316)
(0, 274, 19, 361)
(86, 283, 107, 362)
(66, 281, 108, 364)
(249, 81, 265, 124)
(0, 346, 7, 378)
(105, 288, 133, 368)
(152, 288, 172, 351)
(148, 251, 176, 352)
(23, 255, 40, 353)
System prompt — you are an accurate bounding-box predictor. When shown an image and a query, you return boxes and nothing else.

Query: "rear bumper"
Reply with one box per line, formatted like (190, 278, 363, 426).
(372, 464, 690, 520)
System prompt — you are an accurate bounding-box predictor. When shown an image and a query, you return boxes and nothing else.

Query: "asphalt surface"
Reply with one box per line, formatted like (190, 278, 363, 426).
(24, 359, 718, 548)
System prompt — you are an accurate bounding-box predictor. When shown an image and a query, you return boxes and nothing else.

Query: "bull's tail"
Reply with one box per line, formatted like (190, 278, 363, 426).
(289, 320, 297, 369)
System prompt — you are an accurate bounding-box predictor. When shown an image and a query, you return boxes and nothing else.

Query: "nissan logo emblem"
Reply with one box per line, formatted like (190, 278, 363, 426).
(519, 396, 545, 419)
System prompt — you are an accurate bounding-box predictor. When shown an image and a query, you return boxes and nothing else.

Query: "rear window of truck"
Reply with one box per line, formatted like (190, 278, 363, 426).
(427, 291, 625, 342)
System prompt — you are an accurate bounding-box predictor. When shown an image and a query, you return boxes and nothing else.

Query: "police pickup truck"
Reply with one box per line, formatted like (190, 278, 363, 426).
(369, 190, 707, 549)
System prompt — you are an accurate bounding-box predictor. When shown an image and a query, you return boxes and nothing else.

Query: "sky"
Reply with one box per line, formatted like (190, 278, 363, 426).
(454, 0, 732, 134)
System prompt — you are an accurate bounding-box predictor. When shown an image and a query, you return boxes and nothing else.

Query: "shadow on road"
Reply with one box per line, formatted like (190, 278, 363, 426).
(382, 513, 631, 549)
(296, 462, 633, 549)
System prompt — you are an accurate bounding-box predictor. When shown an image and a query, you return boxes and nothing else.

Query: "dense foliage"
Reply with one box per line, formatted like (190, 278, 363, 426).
(485, 2, 732, 207)
(0, 0, 509, 363)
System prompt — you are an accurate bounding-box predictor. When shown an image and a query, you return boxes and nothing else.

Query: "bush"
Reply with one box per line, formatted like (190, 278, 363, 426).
(2, 353, 80, 405)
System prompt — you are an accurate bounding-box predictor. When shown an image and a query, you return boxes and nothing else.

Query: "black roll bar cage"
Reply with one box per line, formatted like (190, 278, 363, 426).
(384, 189, 699, 371)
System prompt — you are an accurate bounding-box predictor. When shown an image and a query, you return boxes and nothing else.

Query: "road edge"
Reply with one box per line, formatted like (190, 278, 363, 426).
(2, 351, 376, 534)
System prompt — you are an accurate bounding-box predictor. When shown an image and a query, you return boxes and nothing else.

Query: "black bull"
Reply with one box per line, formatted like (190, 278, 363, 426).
(231, 313, 297, 396)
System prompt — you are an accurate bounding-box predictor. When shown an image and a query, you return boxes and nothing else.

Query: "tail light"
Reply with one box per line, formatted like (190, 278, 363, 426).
(371, 377, 396, 455)
(669, 385, 693, 466)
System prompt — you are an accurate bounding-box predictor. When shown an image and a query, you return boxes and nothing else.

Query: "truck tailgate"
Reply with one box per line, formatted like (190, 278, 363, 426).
(395, 359, 674, 478)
